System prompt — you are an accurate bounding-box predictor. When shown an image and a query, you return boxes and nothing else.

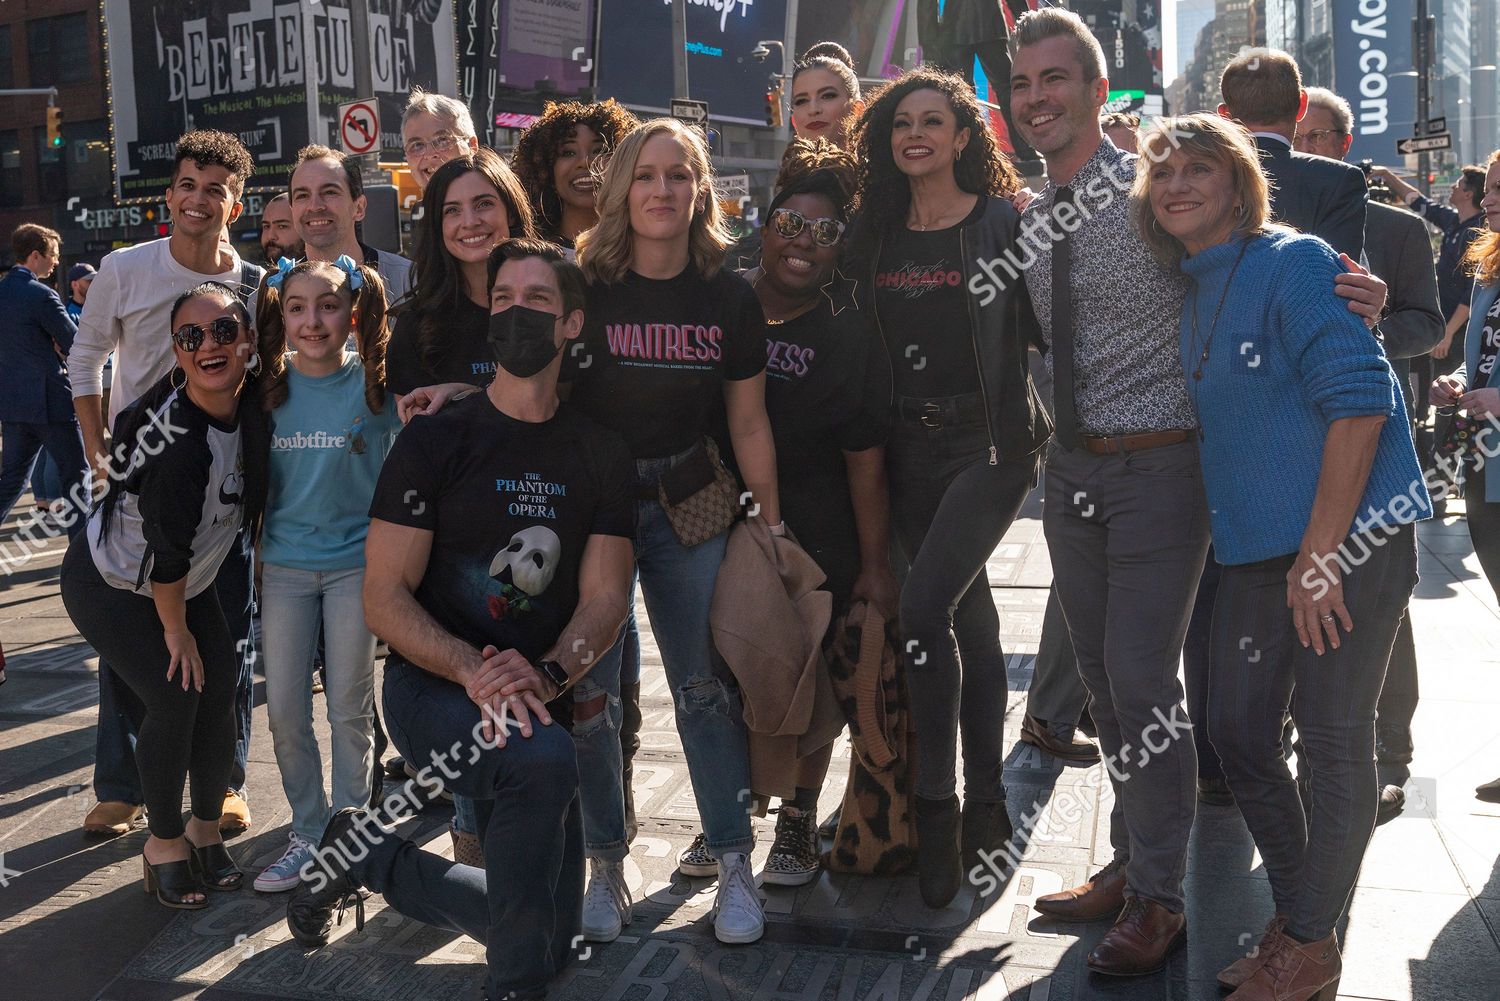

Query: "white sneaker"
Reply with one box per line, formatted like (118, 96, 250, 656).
(711, 852, 764, 944)
(581, 858, 632, 942)
(253, 831, 316, 893)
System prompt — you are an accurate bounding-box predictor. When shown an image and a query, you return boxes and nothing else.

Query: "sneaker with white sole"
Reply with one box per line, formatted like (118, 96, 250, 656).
(762, 806, 820, 887)
(581, 858, 633, 942)
(254, 831, 316, 893)
(677, 832, 718, 877)
(712, 852, 764, 944)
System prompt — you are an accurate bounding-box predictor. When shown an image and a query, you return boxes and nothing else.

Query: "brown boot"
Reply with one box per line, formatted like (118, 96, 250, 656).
(450, 824, 485, 868)
(219, 790, 252, 836)
(1034, 857, 1126, 921)
(1020, 714, 1100, 762)
(1218, 915, 1287, 990)
(1226, 929, 1340, 1000)
(83, 800, 144, 836)
(1086, 897, 1187, 976)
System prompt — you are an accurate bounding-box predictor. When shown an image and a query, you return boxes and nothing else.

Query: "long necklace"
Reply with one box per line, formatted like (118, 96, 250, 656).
(1189, 238, 1252, 382)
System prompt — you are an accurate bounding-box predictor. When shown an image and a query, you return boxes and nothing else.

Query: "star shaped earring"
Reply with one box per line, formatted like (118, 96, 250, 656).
(820, 267, 859, 316)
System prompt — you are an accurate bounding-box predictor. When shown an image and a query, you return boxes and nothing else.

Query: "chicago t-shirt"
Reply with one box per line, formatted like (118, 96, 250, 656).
(369, 394, 634, 669)
(565, 266, 767, 459)
(875, 196, 987, 399)
(763, 298, 890, 603)
(386, 297, 494, 395)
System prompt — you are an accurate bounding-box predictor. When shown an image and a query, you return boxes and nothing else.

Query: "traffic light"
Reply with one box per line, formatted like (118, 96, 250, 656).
(45, 107, 63, 149)
(764, 80, 784, 128)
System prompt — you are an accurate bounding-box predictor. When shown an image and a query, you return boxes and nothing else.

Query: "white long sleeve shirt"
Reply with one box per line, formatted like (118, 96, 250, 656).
(68, 237, 256, 425)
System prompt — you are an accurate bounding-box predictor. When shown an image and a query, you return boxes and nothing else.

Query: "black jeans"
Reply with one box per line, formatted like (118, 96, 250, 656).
(1209, 524, 1418, 941)
(888, 395, 1037, 803)
(1184, 552, 1225, 781)
(61, 535, 237, 840)
(1466, 468, 1500, 604)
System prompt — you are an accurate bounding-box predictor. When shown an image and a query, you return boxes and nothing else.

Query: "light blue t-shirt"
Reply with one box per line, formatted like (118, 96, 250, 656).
(262, 353, 401, 570)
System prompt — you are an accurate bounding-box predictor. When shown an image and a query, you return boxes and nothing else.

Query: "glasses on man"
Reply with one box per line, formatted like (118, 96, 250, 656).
(172, 316, 243, 352)
(1297, 129, 1346, 146)
(769, 208, 847, 247)
(404, 133, 462, 159)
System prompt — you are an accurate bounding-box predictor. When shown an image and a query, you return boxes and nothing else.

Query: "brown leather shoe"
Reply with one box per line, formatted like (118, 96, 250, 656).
(1226, 929, 1340, 1000)
(1218, 915, 1287, 990)
(1020, 714, 1100, 762)
(219, 790, 252, 836)
(1086, 896, 1187, 976)
(83, 800, 144, 836)
(1034, 857, 1126, 921)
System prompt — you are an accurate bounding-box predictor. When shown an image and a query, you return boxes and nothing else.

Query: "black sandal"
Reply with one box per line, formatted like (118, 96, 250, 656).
(143, 856, 208, 909)
(188, 840, 244, 891)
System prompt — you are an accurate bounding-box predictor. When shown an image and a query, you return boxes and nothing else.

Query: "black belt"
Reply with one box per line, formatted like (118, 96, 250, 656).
(895, 394, 987, 429)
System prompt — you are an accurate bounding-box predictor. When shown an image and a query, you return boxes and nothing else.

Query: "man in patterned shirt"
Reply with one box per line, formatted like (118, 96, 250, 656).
(1003, 8, 1390, 976)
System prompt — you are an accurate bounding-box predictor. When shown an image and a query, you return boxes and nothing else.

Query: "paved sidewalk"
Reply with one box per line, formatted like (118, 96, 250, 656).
(1, 491, 1498, 1001)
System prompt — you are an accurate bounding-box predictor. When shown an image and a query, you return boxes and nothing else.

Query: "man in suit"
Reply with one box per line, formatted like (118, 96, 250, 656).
(1219, 49, 1368, 261)
(0, 223, 88, 537)
(1296, 87, 1445, 825)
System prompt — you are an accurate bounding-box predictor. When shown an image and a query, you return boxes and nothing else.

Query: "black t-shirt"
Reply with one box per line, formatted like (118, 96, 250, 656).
(764, 299, 890, 603)
(386, 297, 494, 395)
(369, 394, 635, 684)
(564, 266, 767, 459)
(875, 196, 987, 398)
(1477, 293, 1500, 384)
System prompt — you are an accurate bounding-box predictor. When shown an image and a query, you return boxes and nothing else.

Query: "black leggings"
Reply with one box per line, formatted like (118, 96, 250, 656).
(61, 535, 237, 840)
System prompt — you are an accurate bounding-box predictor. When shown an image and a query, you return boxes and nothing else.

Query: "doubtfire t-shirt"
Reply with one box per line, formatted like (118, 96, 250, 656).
(565, 266, 768, 459)
(368, 394, 635, 666)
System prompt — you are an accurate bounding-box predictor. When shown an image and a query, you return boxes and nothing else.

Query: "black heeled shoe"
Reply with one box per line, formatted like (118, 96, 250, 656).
(914, 794, 962, 908)
(188, 840, 244, 891)
(143, 855, 208, 910)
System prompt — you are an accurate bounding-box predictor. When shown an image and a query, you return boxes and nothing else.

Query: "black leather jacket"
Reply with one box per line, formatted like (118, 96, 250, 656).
(858, 196, 1052, 464)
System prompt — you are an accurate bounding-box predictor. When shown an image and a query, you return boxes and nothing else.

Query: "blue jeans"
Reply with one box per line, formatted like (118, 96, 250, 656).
(260, 563, 377, 841)
(0, 419, 87, 539)
(370, 657, 582, 1000)
(573, 580, 632, 860)
(93, 530, 256, 805)
(30, 447, 62, 502)
(628, 452, 752, 856)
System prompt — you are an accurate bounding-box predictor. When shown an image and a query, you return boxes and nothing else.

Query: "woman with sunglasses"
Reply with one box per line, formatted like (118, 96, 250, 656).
(512, 99, 641, 255)
(60, 281, 270, 910)
(737, 138, 897, 885)
(849, 68, 1050, 908)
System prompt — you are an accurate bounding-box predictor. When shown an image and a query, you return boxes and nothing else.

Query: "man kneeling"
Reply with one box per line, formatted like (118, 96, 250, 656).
(286, 239, 635, 1001)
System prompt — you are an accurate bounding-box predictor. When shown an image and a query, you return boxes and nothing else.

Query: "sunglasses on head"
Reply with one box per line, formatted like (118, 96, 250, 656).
(769, 208, 846, 247)
(172, 315, 243, 352)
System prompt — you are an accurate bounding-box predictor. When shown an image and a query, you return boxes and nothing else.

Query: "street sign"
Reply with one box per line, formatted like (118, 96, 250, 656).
(1396, 133, 1452, 155)
(1427, 117, 1447, 134)
(670, 98, 709, 126)
(339, 100, 380, 155)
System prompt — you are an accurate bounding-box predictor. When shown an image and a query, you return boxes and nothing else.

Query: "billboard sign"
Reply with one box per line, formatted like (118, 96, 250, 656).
(597, 0, 789, 125)
(1332, 0, 1417, 164)
(103, 1, 456, 203)
(458, 0, 595, 149)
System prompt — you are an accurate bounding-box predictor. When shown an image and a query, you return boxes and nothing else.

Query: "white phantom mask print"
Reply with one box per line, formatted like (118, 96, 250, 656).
(489, 526, 562, 596)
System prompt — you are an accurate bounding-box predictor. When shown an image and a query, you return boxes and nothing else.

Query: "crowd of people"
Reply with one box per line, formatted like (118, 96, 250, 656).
(2, 8, 1499, 1001)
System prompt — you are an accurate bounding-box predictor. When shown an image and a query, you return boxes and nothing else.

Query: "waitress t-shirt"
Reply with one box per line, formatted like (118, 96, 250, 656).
(565, 266, 767, 459)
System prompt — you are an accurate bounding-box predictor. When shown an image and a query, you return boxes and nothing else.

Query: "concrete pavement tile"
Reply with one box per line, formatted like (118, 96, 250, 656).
(1339, 889, 1500, 1001)
(1356, 818, 1469, 895)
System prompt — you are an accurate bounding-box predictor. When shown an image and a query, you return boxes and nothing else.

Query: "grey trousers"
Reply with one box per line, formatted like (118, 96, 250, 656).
(1043, 441, 1211, 912)
(1025, 585, 1088, 724)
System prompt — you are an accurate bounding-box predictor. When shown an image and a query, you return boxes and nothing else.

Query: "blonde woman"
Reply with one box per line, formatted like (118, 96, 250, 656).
(567, 118, 780, 946)
(1136, 114, 1427, 1000)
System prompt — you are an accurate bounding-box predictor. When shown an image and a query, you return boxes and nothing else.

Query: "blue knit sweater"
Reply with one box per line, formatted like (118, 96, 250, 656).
(1179, 232, 1432, 565)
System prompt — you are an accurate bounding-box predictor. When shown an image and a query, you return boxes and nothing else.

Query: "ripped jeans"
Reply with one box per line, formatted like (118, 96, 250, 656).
(571, 450, 753, 860)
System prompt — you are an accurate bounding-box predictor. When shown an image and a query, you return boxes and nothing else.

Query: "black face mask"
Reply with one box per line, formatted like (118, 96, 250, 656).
(488, 304, 561, 378)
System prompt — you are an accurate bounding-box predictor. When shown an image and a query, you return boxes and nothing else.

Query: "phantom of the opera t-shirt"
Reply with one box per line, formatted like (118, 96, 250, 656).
(368, 394, 634, 666)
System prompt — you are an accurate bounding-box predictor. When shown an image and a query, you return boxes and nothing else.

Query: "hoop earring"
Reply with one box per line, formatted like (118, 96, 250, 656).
(246, 351, 262, 376)
(170, 366, 186, 391)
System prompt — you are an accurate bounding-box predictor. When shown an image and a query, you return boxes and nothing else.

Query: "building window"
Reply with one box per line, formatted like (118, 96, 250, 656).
(65, 119, 112, 201)
(27, 13, 91, 87)
(0, 131, 22, 207)
(0, 26, 13, 90)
